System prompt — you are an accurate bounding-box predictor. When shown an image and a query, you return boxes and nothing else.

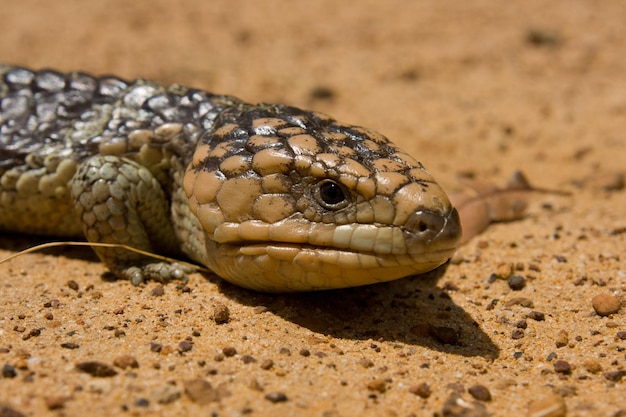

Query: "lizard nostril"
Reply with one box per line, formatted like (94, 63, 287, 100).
(404, 210, 446, 237)
(416, 220, 428, 233)
(403, 208, 462, 250)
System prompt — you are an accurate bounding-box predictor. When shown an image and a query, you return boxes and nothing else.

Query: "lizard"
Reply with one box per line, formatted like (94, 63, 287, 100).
(0, 65, 461, 292)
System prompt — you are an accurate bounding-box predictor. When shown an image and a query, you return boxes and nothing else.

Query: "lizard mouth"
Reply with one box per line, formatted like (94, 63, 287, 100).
(206, 208, 460, 292)
(211, 241, 456, 292)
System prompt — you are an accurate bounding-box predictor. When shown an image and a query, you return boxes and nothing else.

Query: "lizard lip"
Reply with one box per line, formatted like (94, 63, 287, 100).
(233, 216, 460, 261)
(218, 207, 462, 258)
(235, 242, 456, 267)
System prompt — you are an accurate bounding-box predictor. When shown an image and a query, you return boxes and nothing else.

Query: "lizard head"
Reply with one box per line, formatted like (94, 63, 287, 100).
(183, 103, 461, 291)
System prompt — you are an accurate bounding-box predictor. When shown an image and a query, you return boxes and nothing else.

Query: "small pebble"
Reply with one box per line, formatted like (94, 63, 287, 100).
(583, 360, 602, 374)
(160, 345, 175, 355)
(150, 343, 163, 353)
(603, 370, 626, 382)
(366, 378, 387, 393)
(527, 311, 545, 321)
(591, 294, 621, 316)
(134, 398, 149, 407)
(527, 393, 567, 417)
(184, 378, 230, 404)
(177, 284, 191, 293)
(526, 28, 562, 47)
(555, 330, 569, 348)
(265, 392, 288, 403)
(358, 358, 374, 368)
(260, 359, 274, 370)
(44, 396, 71, 410)
(617, 331, 626, 340)
(511, 329, 525, 339)
(429, 325, 460, 345)
(60, 343, 80, 350)
(212, 303, 230, 324)
(150, 285, 165, 297)
(67, 280, 79, 291)
(552, 385, 576, 397)
(441, 393, 489, 417)
(75, 361, 118, 377)
(504, 297, 534, 308)
(553, 360, 571, 374)
(468, 384, 492, 401)
(184, 379, 213, 404)
(495, 263, 514, 279)
(241, 355, 257, 364)
(113, 355, 139, 369)
(179, 341, 193, 353)
(309, 85, 336, 101)
(408, 382, 431, 398)
(22, 328, 41, 341)
(152, 384, 181, 404)
(299, 349, 311, 357)
(43, 299, 60, 308)
(508, 275, 526, 290)
(248, 378, 263, 392)
(222, 346, 237, 357)
(2, 364, 17, 378)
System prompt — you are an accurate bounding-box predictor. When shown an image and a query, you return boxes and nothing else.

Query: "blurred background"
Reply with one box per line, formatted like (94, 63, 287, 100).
(1, 0, 624, 188)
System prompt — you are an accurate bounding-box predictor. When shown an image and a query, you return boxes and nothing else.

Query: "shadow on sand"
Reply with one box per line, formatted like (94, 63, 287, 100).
(218, 263, 499, 359)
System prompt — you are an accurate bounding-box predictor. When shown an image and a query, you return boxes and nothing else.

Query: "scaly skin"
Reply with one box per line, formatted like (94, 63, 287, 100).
(0, 65, 461, 292)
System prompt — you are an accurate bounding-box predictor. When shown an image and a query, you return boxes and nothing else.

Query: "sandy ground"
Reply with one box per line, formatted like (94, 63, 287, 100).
(0, 1, 625, 416)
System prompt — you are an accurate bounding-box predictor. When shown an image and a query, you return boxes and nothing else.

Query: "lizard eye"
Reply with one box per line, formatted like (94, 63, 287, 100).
(315, 180, 349, 210)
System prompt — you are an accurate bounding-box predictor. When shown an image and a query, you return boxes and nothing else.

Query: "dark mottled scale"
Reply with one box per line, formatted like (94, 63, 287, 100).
(95, 76, 129, 101)
(0, 65, 238, 174)
(34, 70, 67, 92)
(3, 67, 35, 89)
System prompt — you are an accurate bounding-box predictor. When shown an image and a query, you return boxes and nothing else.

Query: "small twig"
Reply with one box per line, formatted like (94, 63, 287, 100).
(0, 241, 210, 273)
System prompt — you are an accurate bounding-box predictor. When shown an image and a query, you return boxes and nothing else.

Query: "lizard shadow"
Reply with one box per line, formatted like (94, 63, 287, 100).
(218, 263, 500, 359)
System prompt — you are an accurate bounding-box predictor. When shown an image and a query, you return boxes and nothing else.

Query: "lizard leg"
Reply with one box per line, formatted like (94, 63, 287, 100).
(70, 155, 192, 285)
